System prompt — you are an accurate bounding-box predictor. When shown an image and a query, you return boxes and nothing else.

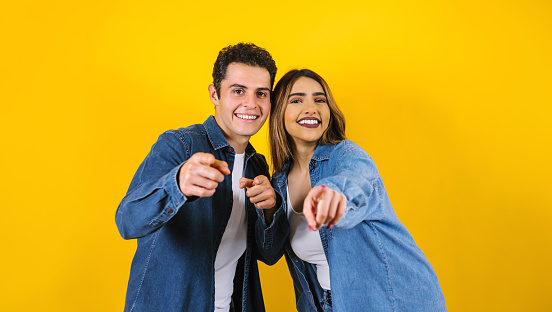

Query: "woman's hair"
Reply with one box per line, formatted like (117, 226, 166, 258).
(269, 69, 346, 173)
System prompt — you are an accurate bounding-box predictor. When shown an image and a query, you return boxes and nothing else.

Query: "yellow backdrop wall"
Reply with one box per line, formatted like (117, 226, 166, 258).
(1, 0, 551, 311)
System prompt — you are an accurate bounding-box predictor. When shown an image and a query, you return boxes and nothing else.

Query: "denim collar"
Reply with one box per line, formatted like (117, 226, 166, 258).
(203, 115, 256, 156)
(275, 143, 336, 187)
(311, 143, 334, 162)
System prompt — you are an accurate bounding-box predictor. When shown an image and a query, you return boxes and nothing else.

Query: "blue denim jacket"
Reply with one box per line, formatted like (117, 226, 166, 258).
(116, 116, 270, 312)
(258, 140, 447, 312)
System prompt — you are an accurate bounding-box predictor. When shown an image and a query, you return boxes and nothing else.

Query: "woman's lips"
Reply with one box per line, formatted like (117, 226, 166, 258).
(297, 117, 321, 128)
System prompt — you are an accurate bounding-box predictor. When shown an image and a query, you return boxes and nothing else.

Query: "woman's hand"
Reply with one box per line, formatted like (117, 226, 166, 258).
(303, 185, 347, 231)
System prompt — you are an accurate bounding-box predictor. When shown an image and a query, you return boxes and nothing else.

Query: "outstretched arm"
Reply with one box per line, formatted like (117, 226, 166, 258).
(115, 132, 229, 239)
(307, 141, 388, 230)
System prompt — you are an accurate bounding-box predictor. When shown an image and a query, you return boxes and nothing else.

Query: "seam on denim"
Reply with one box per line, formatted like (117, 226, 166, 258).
(129, 229, 160, 312)
(173, 130, 191, 162)
(148, 204, 172, 228)
(203, 121, 227, 150)
(368, 221, 396, 311)
(136, 154, 149, 186)
(288, 249, 317, 310)
(373, 182, 386, 221)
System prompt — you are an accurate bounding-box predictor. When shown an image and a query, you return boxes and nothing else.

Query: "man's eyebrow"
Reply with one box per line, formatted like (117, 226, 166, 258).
(229, 84, 248, 89)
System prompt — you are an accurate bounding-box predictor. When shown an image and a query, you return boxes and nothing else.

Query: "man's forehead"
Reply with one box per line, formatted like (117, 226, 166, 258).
(222, 63, 271, 88)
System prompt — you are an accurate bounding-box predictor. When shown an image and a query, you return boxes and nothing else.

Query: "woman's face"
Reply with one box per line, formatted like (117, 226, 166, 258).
(284, 77, 331, 146)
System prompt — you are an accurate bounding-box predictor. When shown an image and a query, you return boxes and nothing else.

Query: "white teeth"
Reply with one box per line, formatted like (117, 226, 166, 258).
(236, 114, 258, 120)
(298, 119, 320, 124)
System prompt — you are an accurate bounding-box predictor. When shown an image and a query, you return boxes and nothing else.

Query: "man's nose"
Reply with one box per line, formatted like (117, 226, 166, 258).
(242, 93, 258, 107)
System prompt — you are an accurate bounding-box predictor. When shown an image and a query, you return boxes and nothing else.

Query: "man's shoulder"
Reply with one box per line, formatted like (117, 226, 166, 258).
(161, 123, 208, 142)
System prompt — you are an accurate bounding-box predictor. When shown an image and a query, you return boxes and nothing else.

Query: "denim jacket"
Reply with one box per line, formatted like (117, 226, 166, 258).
(116, 116, 270, 312)
(258, 140, 447, 312)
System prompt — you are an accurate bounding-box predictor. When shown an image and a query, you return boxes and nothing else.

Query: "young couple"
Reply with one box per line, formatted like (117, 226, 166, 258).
(116, 43, 446, 312)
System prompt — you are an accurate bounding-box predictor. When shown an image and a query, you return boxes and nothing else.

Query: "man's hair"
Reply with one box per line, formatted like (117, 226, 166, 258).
(212, 43, 277, 96)
(269, 69, 346, 174)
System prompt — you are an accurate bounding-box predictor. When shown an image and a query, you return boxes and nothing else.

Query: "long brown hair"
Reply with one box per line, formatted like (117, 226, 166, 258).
(269, 69, 346, 174)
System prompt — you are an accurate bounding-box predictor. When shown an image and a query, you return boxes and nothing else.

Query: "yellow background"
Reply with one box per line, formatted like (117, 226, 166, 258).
(1, 0, 551, 311)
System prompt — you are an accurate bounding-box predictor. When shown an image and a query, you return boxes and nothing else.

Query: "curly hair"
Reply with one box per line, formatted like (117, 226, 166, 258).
(212, 43, 277, 96)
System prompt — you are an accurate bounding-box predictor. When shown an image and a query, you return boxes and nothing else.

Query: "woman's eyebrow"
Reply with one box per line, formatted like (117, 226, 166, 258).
(288, 92, 326, 98)
(288, 92, 306, 98)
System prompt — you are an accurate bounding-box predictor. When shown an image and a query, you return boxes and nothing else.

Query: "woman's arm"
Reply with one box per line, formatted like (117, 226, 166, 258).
(314, 140, 388, 230)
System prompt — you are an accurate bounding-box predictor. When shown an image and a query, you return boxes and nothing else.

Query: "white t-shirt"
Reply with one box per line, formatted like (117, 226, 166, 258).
(214, 153, 247, 311)
(286, 185, 331, 290)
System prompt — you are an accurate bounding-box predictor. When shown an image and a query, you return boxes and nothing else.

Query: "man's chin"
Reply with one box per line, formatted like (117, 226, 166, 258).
(235, 126, 263, 137)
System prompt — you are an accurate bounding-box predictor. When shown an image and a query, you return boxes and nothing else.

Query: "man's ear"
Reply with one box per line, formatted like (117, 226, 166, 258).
(208, 84, 219, 106)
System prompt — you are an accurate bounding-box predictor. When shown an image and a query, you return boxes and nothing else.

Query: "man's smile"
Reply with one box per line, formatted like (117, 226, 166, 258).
(235, 113, 260, 120)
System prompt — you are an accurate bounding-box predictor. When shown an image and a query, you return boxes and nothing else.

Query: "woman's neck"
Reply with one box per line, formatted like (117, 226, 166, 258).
(290, 141, 317, 173)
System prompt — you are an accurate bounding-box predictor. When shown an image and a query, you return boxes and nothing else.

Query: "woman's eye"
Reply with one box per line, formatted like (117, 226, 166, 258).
(316, 98, 327, 103)
(289, 99, 301, 104)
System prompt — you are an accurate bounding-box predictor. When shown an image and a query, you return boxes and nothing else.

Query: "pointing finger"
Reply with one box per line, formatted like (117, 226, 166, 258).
(211, 159, 231, 175)
(240, 177, 255, 189)
(303, 186, 326, 230)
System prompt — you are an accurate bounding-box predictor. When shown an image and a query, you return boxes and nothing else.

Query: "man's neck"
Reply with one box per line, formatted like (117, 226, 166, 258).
(227, 137, 249, 154)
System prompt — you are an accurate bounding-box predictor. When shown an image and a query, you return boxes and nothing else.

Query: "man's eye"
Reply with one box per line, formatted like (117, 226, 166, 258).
(233, 89, 244, 95)
(257, 91, 267, 98)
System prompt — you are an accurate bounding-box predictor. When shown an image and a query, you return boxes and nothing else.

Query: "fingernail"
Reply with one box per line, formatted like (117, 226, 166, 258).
(308, 225, 313, 231)
(321, 185, 325, 188)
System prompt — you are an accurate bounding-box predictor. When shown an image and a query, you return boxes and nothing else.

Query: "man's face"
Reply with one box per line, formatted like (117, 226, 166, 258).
(209, 62, 271, 148)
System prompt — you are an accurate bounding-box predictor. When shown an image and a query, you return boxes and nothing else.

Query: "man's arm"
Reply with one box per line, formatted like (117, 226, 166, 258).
(115, 132, 229, 239)
(241, 175, 288, 265)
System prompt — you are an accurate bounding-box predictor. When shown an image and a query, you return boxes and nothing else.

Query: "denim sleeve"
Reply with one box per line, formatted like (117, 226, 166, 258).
(115, 131, 190, 239)
(255, 196, 288, 265)
(316, 141, 388, 230)
(254, 170, 289, 265)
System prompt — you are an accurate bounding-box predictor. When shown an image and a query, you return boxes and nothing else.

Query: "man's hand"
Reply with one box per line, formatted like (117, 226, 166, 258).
(239, 176, 276, 210)
(303, 185, 347, 231)
(178, 153, 231, 197)
(240, 176, 278, 224)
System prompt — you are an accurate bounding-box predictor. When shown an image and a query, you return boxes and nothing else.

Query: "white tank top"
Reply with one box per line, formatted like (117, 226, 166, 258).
(214, 153, 247, 311)
(286, 185, 331, 290)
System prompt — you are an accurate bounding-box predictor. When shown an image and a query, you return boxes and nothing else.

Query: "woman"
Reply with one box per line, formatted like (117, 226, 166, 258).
(259, 69, 446, 311)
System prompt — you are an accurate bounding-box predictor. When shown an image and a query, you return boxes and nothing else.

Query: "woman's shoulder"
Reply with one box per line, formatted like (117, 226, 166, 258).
(332, 140, 370, 157)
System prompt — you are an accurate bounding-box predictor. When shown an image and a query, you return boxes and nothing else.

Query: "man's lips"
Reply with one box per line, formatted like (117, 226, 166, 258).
(235, 113, 259, 120)
(297, 117, 321, 128)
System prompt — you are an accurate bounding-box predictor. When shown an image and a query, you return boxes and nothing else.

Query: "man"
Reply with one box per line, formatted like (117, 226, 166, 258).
(116, 43, 280, 312)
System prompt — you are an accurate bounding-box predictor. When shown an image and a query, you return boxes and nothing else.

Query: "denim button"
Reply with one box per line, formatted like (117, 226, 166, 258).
(219, 230, 224, 236)
(167, 209, 173, 213)
(265, 229, 271, 234)
(228, 147, 234, 153)
(229, 199, 233, 205)
(259, 211, 263, 216)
